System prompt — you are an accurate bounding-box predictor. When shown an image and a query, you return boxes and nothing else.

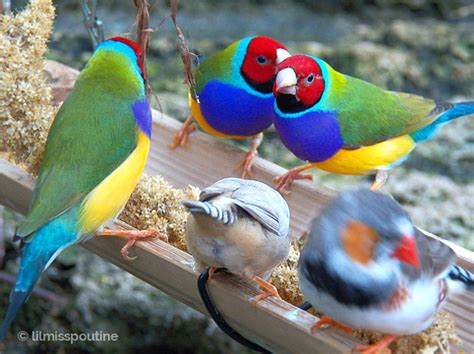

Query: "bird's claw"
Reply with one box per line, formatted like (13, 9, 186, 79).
(236, 150, 257, 179)
(274, 170, 313, 195)
(119, 229, 168, 261)
(351, 335, 397, 354)
(311, 315, 353, 335)
(169, 116, 197, 149)
(250, 276, 281, 307)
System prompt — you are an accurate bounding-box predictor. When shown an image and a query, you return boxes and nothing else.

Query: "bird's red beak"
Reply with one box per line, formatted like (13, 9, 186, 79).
(391, 235, 420, 268)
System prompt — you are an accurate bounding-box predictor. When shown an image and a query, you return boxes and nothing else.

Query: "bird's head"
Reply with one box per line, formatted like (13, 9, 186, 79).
(331, 189, 420, 269)
(273, 54, 324, 113)
(241, 36, 290, 93)
(98, 36, 146, 81)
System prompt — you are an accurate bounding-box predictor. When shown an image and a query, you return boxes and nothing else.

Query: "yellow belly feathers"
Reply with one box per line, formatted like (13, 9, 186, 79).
(312, 135, 416, 175)
(78, 131, 150, 234)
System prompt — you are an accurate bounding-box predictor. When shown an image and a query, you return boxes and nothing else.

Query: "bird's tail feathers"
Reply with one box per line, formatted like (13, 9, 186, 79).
(0, 235, 66, 339)
(412, 101, 474, 142)
(0, 290, 30, 339)
(182, 200, 235, 225)
(447, 264, 474, 292)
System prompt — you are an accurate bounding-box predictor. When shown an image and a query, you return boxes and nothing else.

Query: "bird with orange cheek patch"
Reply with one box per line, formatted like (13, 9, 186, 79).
(170, 36, 290, 178)
(271, 54, 474, 193)
(299, 189, 473, 354)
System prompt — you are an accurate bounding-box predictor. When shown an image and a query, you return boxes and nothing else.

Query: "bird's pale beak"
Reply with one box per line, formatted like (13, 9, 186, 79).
(391, 234, 420, 268)
(276, 48, 291, 64)
(275, 67, 297, 95)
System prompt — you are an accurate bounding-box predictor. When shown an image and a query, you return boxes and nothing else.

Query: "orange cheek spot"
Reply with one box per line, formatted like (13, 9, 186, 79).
(341, 220, 380, 265)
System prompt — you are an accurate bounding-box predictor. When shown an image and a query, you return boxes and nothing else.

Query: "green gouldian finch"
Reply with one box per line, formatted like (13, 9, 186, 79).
(0, 37, 167, 337)
(272, 54, 474, 193)
(170, 36, 290, 178)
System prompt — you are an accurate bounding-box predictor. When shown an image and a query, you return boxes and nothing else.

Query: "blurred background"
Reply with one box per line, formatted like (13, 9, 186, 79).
(1, 0, 473, 352)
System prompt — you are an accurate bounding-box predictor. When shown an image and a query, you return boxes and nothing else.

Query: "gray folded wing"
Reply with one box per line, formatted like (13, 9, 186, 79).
(200, 178, 290, 238)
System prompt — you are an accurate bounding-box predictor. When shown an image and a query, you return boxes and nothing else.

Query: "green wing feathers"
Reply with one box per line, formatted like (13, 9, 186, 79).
(195, 40, 241, 94)
(333, 74, 448, 148)
(16, 76, 137, 239)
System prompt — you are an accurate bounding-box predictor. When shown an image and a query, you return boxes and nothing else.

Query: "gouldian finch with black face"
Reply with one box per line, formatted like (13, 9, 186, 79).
(0, 37, 167, 337)
(170, 36, 290, 178)
(183, 178, 291, 303)
(299, 189, 473, 353)
(272, 54, 474, 193)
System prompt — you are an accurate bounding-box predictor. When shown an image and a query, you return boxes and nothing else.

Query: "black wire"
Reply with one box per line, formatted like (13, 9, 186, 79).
(298, 301, 312, 311)
(197, 268, 271, 353)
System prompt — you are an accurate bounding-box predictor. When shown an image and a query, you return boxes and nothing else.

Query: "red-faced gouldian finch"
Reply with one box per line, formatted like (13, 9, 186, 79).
(182, 177, 291, 304)
(272, 54, 474, 193)
(299, 189, 473, 353)
(170, 36, 290, 178)
(0, 37, 167, 337)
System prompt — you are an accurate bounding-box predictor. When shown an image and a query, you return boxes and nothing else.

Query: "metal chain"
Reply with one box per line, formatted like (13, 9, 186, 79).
(81, 0, 104, 48)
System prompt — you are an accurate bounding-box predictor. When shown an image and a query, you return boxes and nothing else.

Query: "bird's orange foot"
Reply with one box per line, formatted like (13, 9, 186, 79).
(207, 266, 218, 282)
(311, 315, 353, 335)
(235, 149, 257, 179)
(235, 133, 263, 179)
(250, 276, 281, 307)
(169, 115, 197, 149)
(274, 164, 314, 194)
(352, 335, 397, 354)
(97, 228, 168, 260)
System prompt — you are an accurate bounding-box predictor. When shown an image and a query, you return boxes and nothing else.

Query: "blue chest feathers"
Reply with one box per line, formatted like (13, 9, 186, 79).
(131, 98, 152, 138)
(274, 110, 344, 162)
(199, 80, 274, 137)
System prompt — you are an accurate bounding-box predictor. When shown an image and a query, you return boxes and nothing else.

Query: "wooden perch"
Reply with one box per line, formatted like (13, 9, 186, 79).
(0, 61, 473, 353)
(0, 158, 357, 354)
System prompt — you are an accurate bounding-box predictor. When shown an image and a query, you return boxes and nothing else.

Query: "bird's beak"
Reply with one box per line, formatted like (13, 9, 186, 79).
(275, 67, 297, 95)
(391, 234, 420, 268)
(276, 48, 291, 64)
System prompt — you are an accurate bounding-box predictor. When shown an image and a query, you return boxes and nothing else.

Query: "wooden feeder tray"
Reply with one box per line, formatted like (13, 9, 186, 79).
(0, 61, 472, 353)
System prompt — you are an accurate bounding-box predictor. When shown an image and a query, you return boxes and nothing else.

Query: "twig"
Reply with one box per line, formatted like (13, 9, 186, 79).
(0, 207, 4, 266)
(133, 0, 151, 74)
(133, 0, 161, 102)
(0, 271, 65, 306)
(170, 0, 198, 101)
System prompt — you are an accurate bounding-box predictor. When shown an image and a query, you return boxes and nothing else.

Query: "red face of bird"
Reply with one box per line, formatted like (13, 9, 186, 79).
(273, 54, 325, 109)
(108, 36, 146, 81)
(241, 36, 290, 92)
(341, 219, 420, 268)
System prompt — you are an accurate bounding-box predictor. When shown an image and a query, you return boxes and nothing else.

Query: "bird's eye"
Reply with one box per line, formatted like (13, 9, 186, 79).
(256, 55, 267, 65)
(306, 74, 315, 84)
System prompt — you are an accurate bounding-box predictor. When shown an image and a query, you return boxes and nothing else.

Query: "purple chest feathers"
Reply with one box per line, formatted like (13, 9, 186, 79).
(274, 110, 344, 162)
(199, 80, 274, 137)
(132, 98, 152, 138)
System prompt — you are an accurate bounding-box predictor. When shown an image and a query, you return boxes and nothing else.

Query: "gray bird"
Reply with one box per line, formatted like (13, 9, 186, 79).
(298, 188, 473, 353)
(183, 177, 291, 303)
